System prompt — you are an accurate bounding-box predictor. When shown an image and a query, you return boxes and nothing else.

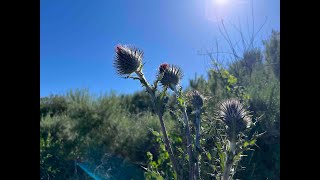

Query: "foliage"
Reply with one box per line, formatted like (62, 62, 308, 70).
(40, 95, 68, 118)
(40, 90, 175, 179)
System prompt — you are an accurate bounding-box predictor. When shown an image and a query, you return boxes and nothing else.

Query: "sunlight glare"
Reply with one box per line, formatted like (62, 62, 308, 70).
(215, 0, 229, 6)
(205, 0, 233, 22)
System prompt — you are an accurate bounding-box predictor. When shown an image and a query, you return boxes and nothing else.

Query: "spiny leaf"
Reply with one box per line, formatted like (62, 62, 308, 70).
(249, 139, 257, 145)
(243, 141, 249, 148)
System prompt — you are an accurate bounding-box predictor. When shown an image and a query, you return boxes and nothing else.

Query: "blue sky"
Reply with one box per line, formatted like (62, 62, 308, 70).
(40, 0, 279, 97)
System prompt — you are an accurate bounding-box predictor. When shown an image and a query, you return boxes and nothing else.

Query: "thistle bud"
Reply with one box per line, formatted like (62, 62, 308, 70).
(158, 64, 183, 90)
(187, 90, 204, 108)
(217, 99, 252, 143)
(113, 44, 143, 76)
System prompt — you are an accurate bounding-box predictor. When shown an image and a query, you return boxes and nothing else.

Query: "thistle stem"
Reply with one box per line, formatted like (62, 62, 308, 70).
(194, 108, 201, 179)
(222, 152, 234, 180)
(173, 86, 194, 180)
(135, 71, 180, 179)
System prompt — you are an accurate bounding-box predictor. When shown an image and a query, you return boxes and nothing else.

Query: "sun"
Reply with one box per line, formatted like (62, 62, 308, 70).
(204, 0, 232, 22)
(214, 0, 229, 5)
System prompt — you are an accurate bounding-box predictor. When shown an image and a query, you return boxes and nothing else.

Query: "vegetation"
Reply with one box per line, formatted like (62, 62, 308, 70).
(40, 30, 279, 179)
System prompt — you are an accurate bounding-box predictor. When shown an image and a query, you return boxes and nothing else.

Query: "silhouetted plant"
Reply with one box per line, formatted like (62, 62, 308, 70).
(187, 90, 205, 179)
(114, 45, 180, 179)
(113, 45, 264, 180)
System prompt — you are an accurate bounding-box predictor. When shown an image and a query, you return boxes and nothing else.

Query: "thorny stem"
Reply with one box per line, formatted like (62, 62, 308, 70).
(173, 86, 195, 180)
(134, 71, 180, 180)
(222, 152, 234, 180)
(222, 119, 236, 180)
(194, 108, 201, 180)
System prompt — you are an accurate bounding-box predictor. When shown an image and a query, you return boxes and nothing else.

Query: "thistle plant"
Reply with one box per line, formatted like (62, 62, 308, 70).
(114, 45, 143, 76)
(217, 99, 252, 155)
(157, 64, 195, 180)
(187, 90, 205, 180)
(114, 45, 180, 179)
(217, 99, 252, 180)
(113, 44, 264, 180)
(158, 64, 183, 91)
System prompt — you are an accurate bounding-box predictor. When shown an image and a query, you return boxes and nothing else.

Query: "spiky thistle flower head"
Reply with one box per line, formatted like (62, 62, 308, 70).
(113, 44, 143, 76)
(217, 99, 252, 140)
(187, 90, 204, 108)
(158, 63, 183, 90)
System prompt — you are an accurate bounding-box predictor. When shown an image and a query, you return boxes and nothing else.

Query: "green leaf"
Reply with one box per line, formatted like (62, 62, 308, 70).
(156, 137, 161, 143)
(177, 147, 184, 154)
(244, 94, 250, 100)
(151, 161, 158, 168)
(185, 154, 189, 161)
(219, 152, 226, 170)
(147, 152, 153, 161)
(149, 128, 160, 137)
(175, 137, 182, 143)
(164, 152, 169, 159)
(177, 97, 184, 106)
(173, 172, 177, 180)
(221, 69, 230, 78)
(243, 139, 256, 148)
(160, 144, 166, 151)
(152, 131, 160, 137)
(228, 75, 237, 85)
(243, 142, 249, 148)
(249, 139, 256, 145)
(156, 176, 164, 180)
(153, 173, 164, 180)
(206, 152, 212, 160)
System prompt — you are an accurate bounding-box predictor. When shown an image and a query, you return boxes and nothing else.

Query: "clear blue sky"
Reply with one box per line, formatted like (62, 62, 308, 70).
(40, 0, 279, 97)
